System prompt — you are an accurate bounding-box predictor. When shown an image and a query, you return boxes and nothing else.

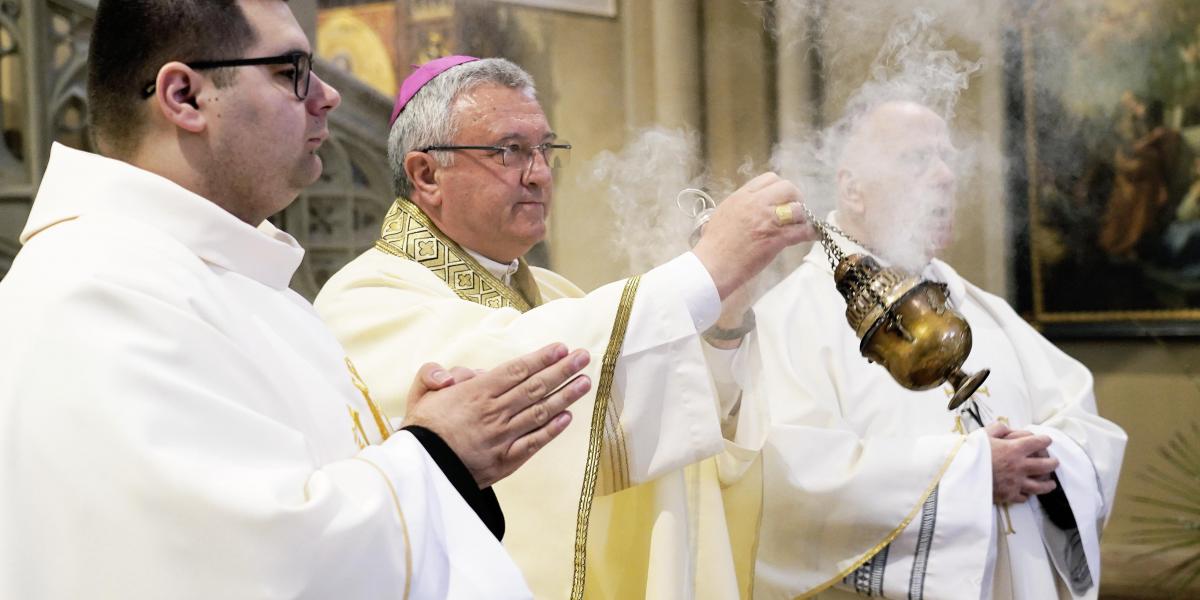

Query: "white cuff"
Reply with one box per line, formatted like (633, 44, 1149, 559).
(701, 342, 741, 421)
(701, 342, 738, 385)
(641, 252, 721, 333)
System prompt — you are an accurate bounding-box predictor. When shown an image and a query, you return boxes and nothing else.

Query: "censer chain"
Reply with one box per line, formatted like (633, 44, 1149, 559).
(798, 204, 873, 268)
(799, 204, 890, 310)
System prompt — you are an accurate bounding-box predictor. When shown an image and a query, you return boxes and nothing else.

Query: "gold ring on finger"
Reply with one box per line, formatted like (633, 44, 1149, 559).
(774, 204, 794, 226)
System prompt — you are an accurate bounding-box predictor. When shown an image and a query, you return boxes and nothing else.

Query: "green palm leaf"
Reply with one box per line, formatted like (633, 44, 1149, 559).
(1131, 422, 1200, 590)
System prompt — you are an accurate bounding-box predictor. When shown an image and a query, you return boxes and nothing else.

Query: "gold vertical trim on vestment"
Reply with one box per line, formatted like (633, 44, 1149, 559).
(570, 276, 641, 600)
(353, 457, 413, 600)
(794, 435, 968, 599)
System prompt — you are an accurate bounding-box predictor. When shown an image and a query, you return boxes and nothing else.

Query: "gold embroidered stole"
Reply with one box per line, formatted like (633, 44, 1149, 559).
(374, 198, 542, 311)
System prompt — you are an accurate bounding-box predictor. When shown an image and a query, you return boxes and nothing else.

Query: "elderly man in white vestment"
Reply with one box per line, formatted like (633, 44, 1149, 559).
(739, 100, 1127, 599)
(314, 56, 816, 598)
(0, 2, 602, 598)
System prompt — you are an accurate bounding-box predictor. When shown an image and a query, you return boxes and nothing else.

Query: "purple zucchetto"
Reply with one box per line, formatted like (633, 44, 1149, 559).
(389, 55, 480, 125)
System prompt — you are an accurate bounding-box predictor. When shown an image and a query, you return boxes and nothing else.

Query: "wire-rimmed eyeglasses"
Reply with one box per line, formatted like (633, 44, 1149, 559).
(140, 51, 313, 100)
(418, 141, 573, 172)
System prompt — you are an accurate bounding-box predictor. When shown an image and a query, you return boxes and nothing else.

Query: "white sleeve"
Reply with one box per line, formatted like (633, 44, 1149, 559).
(611, 251, 727, 482)
(702, 342, 741, 421)
(344, 433, 532, 599)
(0, 276, 530, 600)
(1029, 424, 1104, 595)
(629, 251, 722, 334)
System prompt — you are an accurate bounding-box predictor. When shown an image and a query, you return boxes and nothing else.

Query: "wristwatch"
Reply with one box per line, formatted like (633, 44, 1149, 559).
(703, 309, 756, 341)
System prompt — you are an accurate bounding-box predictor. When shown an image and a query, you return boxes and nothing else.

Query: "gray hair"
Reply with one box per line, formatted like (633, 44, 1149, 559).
(388, 58, 537, 198)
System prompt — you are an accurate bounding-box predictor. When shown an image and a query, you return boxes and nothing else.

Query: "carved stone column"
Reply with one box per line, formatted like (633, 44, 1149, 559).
(0, 236, 16, 278)
(290, 0, 317, 42)
(0, 0, 95, 274)
(650, 0, 702, 133)
(703, 0, 774, 182)
(775, 0, 821, 143)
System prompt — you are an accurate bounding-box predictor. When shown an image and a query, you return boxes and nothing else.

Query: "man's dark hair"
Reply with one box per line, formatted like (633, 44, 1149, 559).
(87, 0, 265, 158)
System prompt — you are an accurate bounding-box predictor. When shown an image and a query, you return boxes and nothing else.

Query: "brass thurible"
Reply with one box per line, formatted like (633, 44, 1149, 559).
(810, 208, 989, 410)
(676, 191, 988, 410)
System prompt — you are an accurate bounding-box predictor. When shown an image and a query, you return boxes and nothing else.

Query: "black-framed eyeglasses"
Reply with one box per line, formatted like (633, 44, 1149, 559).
(140, 51, 313, 100)
(418, 141, 573, 172)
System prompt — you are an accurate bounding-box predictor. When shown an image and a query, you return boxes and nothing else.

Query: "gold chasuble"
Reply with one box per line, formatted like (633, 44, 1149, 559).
(316, 199, 764, 599)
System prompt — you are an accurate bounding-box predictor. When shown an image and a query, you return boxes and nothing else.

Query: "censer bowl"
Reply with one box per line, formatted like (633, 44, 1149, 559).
(835, 254, 990, 410)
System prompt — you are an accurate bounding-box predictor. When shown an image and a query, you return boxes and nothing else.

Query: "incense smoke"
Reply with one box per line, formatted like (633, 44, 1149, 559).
(588, 127, 706, 276)
(773, 7, 983, 272)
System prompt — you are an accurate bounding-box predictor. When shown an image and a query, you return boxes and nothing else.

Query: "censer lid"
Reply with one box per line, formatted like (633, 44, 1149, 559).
(834, 254, 922, 338)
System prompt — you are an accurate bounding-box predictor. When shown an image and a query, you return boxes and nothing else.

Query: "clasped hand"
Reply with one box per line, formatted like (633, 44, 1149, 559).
(401, 343, 592, 488)
(987, 422, 1059, 504)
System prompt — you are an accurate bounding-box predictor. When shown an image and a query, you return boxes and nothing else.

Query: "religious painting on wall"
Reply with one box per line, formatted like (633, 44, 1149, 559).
(493, 0, 615, 18)
(1011, 0, 1200, 336)
(316, 3, 401, 96)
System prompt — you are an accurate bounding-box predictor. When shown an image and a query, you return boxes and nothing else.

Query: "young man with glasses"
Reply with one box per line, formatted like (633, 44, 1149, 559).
(314, 56, 818, 599)
(0, 2, 596, 598)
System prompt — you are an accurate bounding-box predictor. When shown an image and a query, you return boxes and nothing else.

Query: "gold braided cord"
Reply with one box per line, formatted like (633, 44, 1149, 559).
(793, 434, 967, 600)
(602, 397, 630, 492)
(351, 457, 413, 600)
(570, 276, 641, 600)
(375, 198, 533, 312)
(346, 357, 393, 441)
(744, 458, 767, 599)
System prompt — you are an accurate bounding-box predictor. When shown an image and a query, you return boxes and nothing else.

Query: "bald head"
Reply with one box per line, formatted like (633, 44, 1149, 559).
(839, 101, 951, 184)
(835, 100, 958, 269)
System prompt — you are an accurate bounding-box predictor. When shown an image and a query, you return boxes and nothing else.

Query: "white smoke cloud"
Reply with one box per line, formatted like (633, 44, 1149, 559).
(770, 7, 985, 273)
(587, 127, 705, 275)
